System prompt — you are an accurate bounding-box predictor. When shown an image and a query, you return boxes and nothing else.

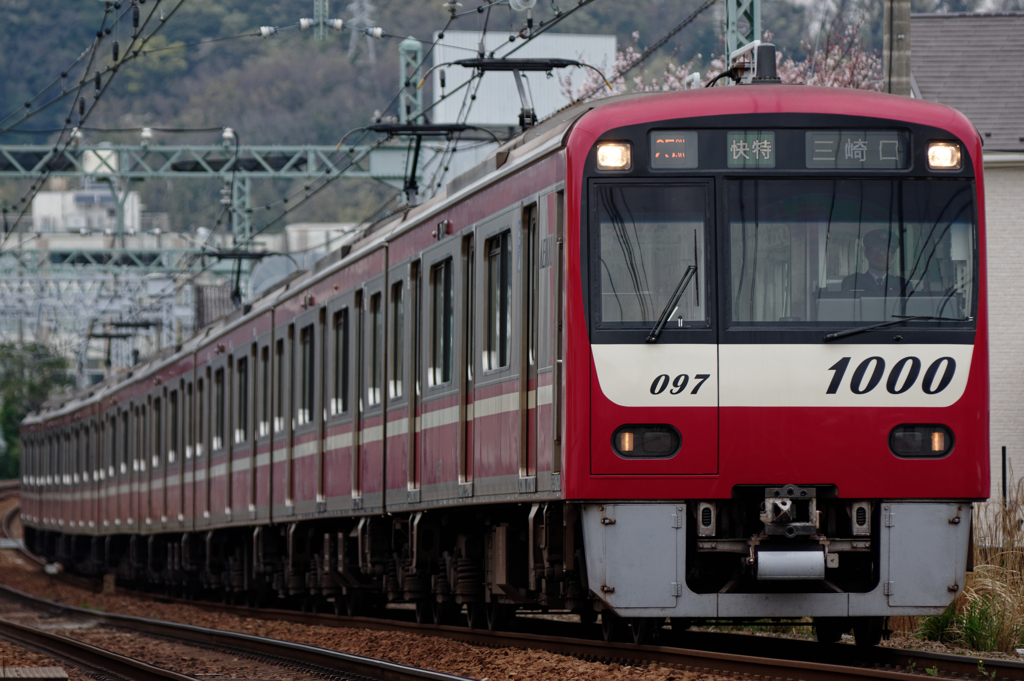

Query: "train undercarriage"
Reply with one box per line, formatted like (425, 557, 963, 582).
(26, 488, 970, 646)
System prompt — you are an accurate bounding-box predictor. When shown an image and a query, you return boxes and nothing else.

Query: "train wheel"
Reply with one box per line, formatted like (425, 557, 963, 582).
(601, 611, 622, 643)
(432, 600, 455, 625)
(853, 617, 884, 647)
(465, 602, 485, 630)
(629, 617, 652, 645)
(415, 601, 431, 625)
(814, 617, 845, 644)
(344, 592, 364, 617)
(486, 602, 510, 632)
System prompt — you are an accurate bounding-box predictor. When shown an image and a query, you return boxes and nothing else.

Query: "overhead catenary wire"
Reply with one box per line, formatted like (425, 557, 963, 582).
(0, 0, 191, 252)
(575, 0, 718, 101)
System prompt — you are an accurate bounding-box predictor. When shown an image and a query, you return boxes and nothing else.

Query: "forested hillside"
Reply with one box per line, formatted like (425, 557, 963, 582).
(0, 0, 1011, 231)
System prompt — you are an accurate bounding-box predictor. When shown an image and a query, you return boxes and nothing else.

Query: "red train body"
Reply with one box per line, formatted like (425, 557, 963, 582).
(21, 84, 987, 643)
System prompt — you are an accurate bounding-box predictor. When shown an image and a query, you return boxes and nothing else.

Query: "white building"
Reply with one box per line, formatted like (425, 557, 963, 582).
(31, 187, 141, 234)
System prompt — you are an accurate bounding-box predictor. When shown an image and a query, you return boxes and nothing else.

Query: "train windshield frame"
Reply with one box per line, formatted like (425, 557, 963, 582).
(725, 177, 978, 330)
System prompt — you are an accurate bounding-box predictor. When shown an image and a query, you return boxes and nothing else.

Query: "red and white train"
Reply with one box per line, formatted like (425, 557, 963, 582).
(20, 65, 987, 645)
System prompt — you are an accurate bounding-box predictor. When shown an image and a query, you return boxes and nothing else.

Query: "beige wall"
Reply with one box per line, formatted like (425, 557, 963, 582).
(984, 164, 1024, 502)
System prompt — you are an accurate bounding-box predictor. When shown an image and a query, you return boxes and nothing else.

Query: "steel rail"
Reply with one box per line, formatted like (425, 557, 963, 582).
(0, 584, 473, 681)
(102, 595, 1024, 681)
(0, 614, 198, 681)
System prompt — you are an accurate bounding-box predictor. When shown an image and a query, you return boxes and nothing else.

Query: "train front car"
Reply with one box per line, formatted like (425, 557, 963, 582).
(564, 85, 988, 644)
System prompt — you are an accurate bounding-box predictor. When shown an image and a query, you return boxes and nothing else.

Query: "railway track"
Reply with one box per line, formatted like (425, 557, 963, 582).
(0, 611, 198, 680)
(117, 599, 1024, 681)
(0, 583, 474, 681)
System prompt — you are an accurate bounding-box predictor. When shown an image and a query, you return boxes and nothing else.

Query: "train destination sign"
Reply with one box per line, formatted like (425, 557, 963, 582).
(727, 130, 776, 168)
(636, 129, 923, 171)
(649, 130, 699, 169)
(805, 130, 909, 169)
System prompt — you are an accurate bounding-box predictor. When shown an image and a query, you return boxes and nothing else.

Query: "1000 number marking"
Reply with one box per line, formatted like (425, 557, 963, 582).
(826, 356, 956, 395)
(650, 373, 711, 395)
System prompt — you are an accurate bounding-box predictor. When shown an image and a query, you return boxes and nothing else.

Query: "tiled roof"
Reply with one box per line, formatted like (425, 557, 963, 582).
(911, 12, 1024, 151)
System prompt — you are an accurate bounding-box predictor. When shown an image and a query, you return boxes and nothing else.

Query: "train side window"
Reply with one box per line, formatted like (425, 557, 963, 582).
(214, 368, 225, 450)
(185, 383, 194, 460)
(368, 293, 383, 406)
(466, 239, 474, 383)
(73, 429, 80, 484)
(259, 346, 271, 435)
(106, 417, 113, 478)
(121, 412, 129, 475)
(485, 231, 512, 371)
(153, 398, 162, 469)
(274, 340, 285, 432)
(390, 282, 404, 400)
(138, 406, 146, 472)
(235, 356, 248, 442)
(430, 258, 453, 386)
(169, 390, 178, 464)
(197, 378, 205, 457)
(332, 309, 349, 415)
(299, 325, 315, 424)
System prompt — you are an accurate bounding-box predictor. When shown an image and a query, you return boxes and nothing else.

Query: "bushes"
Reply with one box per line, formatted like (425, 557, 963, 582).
(916, 494, 1024, 653)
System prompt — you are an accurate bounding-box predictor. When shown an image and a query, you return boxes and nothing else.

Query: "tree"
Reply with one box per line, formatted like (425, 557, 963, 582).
(0, 343, 73, 480)
(561, 22, 882, 105)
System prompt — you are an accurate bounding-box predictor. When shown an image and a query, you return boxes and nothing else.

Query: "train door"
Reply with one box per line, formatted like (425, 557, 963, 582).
(183, 378, 195, 530)
(461, 236, 473, 494)
(119, 407, 130, 527)
(588, 180, 718, 475)
(419, 235, 464, 501)
(253, 335, 273, 521)
(167, 383, 181, 528)
(292, 304, 321, 515)
(359, 275, 387, 513)
(104, 413, 115, 528)
(209, 356, 229, 526)
(270, 324, 293, 519)
(384, 260, 414, 508)
(151, 391, 164, 527)
(323, 291, 357, 512)
(520, 202, 539, 488)
(228, 346, 255, 522)
(472, 207, 522, 494)
(196, 367, 211, 526)
(537, 188, 563, 485)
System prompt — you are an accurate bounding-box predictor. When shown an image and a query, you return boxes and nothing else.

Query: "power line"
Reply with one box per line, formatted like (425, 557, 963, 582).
(0, 0, 190, 251)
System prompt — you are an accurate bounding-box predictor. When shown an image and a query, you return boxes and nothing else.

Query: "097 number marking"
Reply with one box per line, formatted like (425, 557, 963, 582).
(826, 356, 956, 395)
(650, 373, 711, 395)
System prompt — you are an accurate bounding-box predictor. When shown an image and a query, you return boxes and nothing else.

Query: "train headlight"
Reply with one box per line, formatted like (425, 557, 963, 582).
(612, 425, 680, 458)
(927, 142, 961, 170)
(889, 424, 954, 458)
(596, 142, 632, 170)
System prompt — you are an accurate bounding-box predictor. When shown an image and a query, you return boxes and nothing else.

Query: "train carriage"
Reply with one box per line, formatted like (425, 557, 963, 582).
(21, 60, 987, 645)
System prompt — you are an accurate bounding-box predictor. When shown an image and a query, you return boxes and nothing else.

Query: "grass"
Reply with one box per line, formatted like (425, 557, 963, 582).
(900, 482, 1024, 653)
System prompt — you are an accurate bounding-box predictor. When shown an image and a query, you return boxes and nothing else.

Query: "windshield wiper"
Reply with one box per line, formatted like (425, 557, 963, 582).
(823, 315, 970, 343)
(646, 265, 697, 343)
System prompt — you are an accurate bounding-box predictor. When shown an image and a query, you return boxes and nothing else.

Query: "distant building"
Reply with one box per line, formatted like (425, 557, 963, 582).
(32, 187, 141, 234)
(912, 12, 1024, 500)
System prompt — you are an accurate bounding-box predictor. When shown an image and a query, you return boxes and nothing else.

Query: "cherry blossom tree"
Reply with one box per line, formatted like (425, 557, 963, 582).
(561, 22, 882, 104)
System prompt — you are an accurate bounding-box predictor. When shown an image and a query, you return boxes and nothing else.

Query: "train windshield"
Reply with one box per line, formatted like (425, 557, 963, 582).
(727, 179, 977, 326)
(593, 183, 709, 328)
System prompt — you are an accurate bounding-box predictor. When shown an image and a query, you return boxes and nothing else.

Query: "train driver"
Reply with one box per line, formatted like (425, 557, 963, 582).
(841, 229, 912, 297)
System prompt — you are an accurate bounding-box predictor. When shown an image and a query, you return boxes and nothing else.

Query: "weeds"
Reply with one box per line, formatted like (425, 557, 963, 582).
(911, 480, 1024, 653)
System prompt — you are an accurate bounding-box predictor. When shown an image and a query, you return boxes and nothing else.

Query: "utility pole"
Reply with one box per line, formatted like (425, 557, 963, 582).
(726, 0, 761, 67)
(398, 37, 424, 123)
(883, 0, 911, 96)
